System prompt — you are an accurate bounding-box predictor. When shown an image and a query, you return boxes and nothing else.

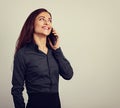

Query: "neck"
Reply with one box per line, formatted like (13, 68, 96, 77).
(33, 34, 47, 50)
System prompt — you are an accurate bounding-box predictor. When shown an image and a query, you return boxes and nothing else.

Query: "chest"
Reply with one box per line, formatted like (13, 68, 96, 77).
(24, 50, 59, 78)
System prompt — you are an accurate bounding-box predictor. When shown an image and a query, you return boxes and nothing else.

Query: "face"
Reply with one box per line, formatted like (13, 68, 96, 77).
(34, 12, 52, 36)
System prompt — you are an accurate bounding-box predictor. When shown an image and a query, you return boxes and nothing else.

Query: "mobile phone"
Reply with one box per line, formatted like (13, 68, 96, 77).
(48, 28, 57, 45)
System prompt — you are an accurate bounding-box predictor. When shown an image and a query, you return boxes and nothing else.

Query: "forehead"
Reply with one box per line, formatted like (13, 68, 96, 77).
(37, 12, 51, 18)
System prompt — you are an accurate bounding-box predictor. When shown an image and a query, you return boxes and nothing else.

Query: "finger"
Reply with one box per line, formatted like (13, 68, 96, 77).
(52, 28, 56, 32)
(52, 31, 59, 37)
(52, 29, 58, 35)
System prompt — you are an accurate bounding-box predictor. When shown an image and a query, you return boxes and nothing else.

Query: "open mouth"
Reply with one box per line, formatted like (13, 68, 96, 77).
(42, 26, 51, 30)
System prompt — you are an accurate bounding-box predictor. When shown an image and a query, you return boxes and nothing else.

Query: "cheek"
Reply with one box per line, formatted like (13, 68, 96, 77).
(34, 23, 42, 32)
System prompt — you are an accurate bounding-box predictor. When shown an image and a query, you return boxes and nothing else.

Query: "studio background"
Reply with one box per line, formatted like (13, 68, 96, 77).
(0, 0, 120, 108)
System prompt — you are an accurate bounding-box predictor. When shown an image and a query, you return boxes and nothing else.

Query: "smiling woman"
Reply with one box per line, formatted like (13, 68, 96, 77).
(33, 11, 52, 54)
(34, 12, 52, 37)
(11, 8, 73, 108)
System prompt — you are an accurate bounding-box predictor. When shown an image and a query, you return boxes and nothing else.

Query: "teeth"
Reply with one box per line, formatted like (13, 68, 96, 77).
(42, 27, 49, 30)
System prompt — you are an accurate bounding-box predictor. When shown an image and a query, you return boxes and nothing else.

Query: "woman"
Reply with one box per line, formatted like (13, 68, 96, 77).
(11, 8, 73, 108)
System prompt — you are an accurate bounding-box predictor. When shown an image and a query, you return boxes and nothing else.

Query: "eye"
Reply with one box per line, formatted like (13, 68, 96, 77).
(39, 18, 45, 21)
(49, 19, 52, 23)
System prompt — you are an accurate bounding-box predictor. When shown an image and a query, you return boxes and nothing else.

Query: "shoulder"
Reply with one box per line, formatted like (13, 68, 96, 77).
(15, 45, 29, 58)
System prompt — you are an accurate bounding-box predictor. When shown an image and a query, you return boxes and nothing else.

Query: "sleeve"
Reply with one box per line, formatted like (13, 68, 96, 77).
(53, 47, 73, 80)
(11, 51, 26, 108)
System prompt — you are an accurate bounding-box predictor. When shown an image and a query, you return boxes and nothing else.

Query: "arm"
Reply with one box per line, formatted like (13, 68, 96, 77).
(53, 48, 73, 80)
(11, 51, 26, 108)
(48, 29, 73, 79)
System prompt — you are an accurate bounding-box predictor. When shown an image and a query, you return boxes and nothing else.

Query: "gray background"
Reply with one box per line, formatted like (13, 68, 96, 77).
(0, 0, 120, 108)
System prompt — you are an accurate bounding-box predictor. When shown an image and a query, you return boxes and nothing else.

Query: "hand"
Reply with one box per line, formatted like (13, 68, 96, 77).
(49, 29, 60, 50)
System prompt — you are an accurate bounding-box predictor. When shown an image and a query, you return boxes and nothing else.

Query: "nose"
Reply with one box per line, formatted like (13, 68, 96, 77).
(44, 19, 51, 25)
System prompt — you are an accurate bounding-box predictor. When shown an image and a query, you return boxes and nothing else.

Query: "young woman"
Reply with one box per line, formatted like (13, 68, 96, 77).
(11, 8, 73, 108)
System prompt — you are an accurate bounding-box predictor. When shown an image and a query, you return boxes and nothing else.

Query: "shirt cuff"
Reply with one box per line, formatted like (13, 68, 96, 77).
(53, 47, 65, 59)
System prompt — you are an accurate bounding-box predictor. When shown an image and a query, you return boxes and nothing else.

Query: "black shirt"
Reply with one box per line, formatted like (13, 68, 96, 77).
(11, 42, 73, 108)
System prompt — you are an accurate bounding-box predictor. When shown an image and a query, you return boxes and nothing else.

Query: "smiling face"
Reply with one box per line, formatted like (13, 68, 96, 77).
(34, 12, 52, 37)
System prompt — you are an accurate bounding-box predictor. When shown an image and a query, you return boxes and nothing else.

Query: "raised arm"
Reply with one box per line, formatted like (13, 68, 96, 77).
(53, 48, 73, 80)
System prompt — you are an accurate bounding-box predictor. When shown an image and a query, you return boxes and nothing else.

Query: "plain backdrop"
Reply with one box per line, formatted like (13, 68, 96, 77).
(0, 0, 120, 108)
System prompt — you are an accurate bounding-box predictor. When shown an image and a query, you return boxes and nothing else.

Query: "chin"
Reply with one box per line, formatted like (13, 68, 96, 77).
(44, 32, 51, 36)
(38, 31, 51, 36)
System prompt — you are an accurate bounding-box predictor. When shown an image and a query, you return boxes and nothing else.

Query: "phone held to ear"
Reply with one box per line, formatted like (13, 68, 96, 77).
(48, 28, 57, 45)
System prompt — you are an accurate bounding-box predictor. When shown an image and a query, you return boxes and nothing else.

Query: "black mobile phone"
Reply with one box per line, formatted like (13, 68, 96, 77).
(48, 28, 57, 45)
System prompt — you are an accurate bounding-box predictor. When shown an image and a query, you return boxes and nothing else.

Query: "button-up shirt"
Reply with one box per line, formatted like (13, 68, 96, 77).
(11, 42, 73, 108)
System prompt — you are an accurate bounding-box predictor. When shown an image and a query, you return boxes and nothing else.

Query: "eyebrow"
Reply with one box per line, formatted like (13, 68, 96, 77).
(38, 16, 52, 19)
